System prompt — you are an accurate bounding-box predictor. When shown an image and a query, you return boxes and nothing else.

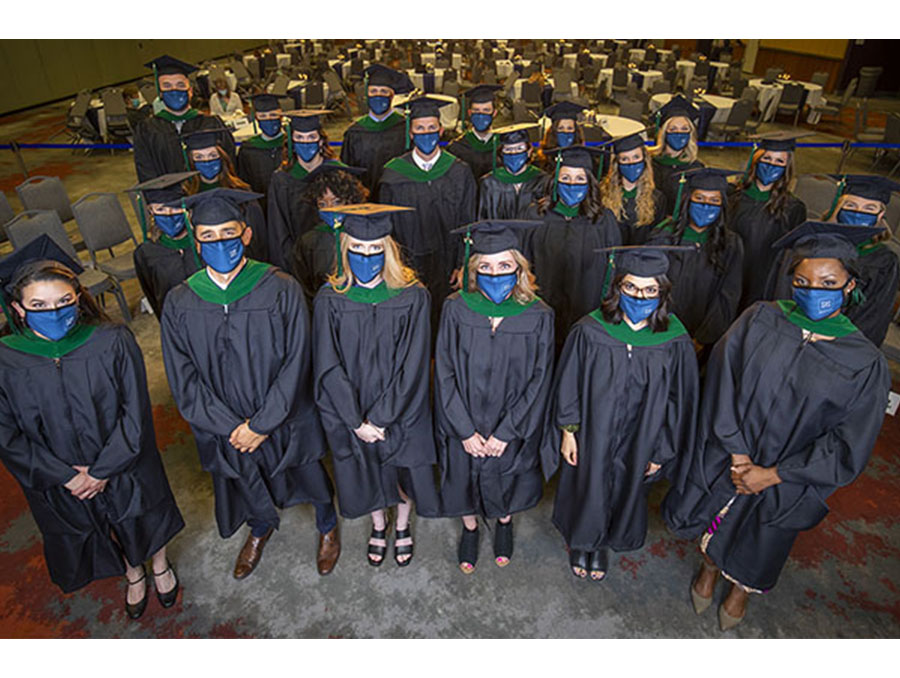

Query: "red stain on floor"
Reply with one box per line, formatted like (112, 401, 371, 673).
(152, 403, 192, 451)
(618, 555, 646, 580)
(0, 467, 29, 535)
(646, 537, 689, 561)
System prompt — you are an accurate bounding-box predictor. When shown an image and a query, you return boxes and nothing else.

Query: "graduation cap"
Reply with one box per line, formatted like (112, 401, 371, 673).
(124, 171, 198, 240)
(364, 64, 414, 93)
(463, 84, 503, 104)
(284, 109, 332, 133)
(679, 167, 743, 193)
(144, 55, 198, 78)
(829, 174, 900, 205)
(544, 101, 588, 122)
(320, 203, 414, 240)
(178, 188, 263, 227)
(181, 121, 231, 151)
(608, 130, 649, 154)
(304, 163, 367, 183)
(495, 122, 539, 146)
(657, 95, 700, 125)
(251, 93, 281, 113)
(772, 220, 884, 261)
(0, 235, 85, 332)
(595, 245, 693, 278)
(751, 129, 815, 152)
(450, 220, 542, 291)
(405, 95, 455, 120)
(545, 143, 608, 170)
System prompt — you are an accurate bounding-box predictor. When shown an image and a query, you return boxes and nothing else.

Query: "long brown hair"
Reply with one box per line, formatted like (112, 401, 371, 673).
(535, 170, 607, 222)
(10, 264, 110, 331)
(280, 128, 336, 170)
(740, 149, 796, 219)
(536, 123, 584, 169)
(467, 250, 539, 304)
(600, 272, 673, 332)
(183, 144, 249, 194)
(601, 147, 658, 226)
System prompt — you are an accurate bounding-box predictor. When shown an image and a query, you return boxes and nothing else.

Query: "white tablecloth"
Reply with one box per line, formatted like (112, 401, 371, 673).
(421, 53, 436, 66)
(199, 69, 238, 93)
(276, 54, 291, 69)
(676, 60, 696, 88)
(698, 94, 736, 123)
(285, 80, 331, 106)
(496, 60, 514, 79)
(512, 78, 578, 101)
(591, 54, 609, 68)
(341, 60, 370, 81)
(748, 79, 823, 121)
(587, 114, 646, 138)
(452, 53, 463, 69)
(229, 117, 258, 143)
(629, 48, 646, 64)
(709, 61, 730, 83)
(406, 69, 446, 93)
(563, 54, 577, 70)
(657, 49, 673, 59)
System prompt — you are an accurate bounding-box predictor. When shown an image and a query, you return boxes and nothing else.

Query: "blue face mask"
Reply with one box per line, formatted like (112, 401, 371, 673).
(295, 141, 320, 163)
(368, 95, 391, 116)
(154, 212, 186, 237)
(161, 89, 189, 112)
(619, 293, 659, 324)
(837, 208, 879, 227)
(503, 151, 528, 174)
(666, 132, 690, 151)
(25, 303, 79, 342)
(348, 251, 385, 284)
(619, 161, 646, 184)
(792, 285, 846, 321)
(755, 161, 785, 187)
(194, 158, 222, 181)
(689, 201, 721, 228)
(258, 118, 282, 138)
(477, 272, 518, 304)
(217, 89, 228, 97)
(556, 131, 575, 148)
(200, 237, 245, 273)
(131, 98, 142, 108)
(557, 182, 589, 207)
(470, 112, 493, 132)
(413, 131, 440, 155)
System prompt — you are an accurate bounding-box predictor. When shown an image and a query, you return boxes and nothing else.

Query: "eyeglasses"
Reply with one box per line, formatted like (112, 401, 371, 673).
(620, 280, 659, 298)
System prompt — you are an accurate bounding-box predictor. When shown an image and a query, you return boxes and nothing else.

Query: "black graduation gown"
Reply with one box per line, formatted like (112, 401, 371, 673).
(133, 112, 236, 182)
(0, 325, 184, 593)
(291, 223, 336, 309)
(616, 188, 668, 245)
(160, 262, 332, 538)
(477, 166, 550, 220)
(764, 240, 900, 347)
(133, 236, 201, 319)
(312, 283, 439, 519)
(340, 112, 409, 193)
(522, 204, 622, 351)
(651, 157, 705, 217)
(446, 131, 496, 184)
(434, 292, 555, 519)
(377, 150, 477, 331)
(662, 301, 890, 591)
(235, 134, 285, 214)
(649, 228, 744, 347)
(730, 188, 806, 310)
(546, 313, 698, 552)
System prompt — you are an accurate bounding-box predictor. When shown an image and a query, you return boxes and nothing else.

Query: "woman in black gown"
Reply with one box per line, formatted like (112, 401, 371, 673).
(648, 95, 705, 215)
(435, 220, 555, 574)
(0, 236, 184, 619)
(663, 221, 891, 631)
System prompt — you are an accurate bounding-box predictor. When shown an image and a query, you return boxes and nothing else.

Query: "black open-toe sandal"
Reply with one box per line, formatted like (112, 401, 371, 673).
(125, 564, 149, 620)
(368, 524, 389, 567)
(589, 548, 609, 582)
(569, 549, 589, 579)
(458, 524, 479, 574)
(493, 519, 513, 567)
(394, 526, 414, 567)
(153, 560, 179, 608)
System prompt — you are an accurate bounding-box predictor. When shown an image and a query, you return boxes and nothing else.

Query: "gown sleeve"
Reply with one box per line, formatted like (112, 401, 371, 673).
(433, 302, 478, 441)
(160, 299, 245, 436)
(266, 176, 294, 269)
(491, 309, 555, 442)
(364, 288, 432, 429)
(657, 338, 700, 492)
(133, 120, 157, 182)
(541, 324, 586, 479)
(0, 385, 78, 491)
(312, 293, 364, 431)
(89, 329, 152, 479)
(775, 357, 890, 487)
(133, 246, 161, 318)
(693, 235, 744, 345)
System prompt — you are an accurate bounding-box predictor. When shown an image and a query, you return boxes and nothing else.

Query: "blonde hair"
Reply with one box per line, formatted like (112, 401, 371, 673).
(467, 250, 539, 305)
(649, 117, 699, 164)
(601, 146, 658, 226)
(832, 193, 893, 243)
(327, 233, 418, 294)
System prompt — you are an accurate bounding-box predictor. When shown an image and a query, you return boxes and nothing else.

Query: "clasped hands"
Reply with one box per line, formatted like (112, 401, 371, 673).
(230, 420, 268, 453)
(730, 453, 781, 495)
(354, 420, 386, 444)
(64, 465, 107, 500)
(463, 432, 508, 458)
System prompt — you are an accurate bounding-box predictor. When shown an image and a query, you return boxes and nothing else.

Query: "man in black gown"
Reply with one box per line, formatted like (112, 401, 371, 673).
(235, 94, 286, 214)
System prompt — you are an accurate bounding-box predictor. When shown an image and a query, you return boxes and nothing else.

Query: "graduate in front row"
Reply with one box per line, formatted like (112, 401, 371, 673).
(435, 221, 555, 574)
(160, 189, 341, 581)
(446, 84, 504, 182)
(477, 123, 550, 220)
(128, 172, 202, 318)
(0, 236, 184, 618)
(663, 221, 890, 631)
(133, 55, 236, 182)
(313, 204, 440, 568)
(547, 246, 698, 582)
(235, 94, 287, 212)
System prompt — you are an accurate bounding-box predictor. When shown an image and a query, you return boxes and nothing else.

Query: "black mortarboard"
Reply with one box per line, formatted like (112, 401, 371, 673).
(752, 129, 815, 152)
(365, 64, 414, 93)
(464, 84, 503, 104)
(772, 221, 884, 260)
(125, 171, 197, 205)
(830, 175, 900, 205)
(495, 122, 539, 146)
(680, 167, 743, 194)
(251, 94, 281, 112)
(179, 188, 263, 226)
(596, 245, 691, 277)
(181, 121, 231, 151)
(284, 109, 332, 133)
(144, 55, 198, 77)
(450, 220, 541, 255)
(304, 163, 367, 183)
(544, 101, 588, 122)
(658, 95, 700, 124)
(320, 203, 414, 240)
(405, 96, 455, 120)
(610, 131, 648, 154)
(546, 144, 608, 170)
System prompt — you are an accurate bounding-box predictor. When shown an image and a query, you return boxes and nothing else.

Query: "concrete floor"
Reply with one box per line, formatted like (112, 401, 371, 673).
(0, 85, 899, 639)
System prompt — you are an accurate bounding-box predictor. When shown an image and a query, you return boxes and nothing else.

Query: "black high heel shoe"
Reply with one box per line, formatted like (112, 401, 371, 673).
(588, 548, 609, 582)
(368, 523, 389, 567)
(493, 519, 513, 567)
(569, 549, 589, 579)
(458, 524, 480, 574)
(153, 561, 179, 608)
(125, 564, 149, 620)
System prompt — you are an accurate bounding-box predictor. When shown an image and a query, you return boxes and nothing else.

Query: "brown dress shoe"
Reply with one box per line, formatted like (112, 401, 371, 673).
(317, 524, 341, 576)
(233, 527, 274, 580)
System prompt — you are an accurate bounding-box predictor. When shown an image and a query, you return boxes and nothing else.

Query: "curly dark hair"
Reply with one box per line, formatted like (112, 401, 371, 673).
(739, 149, 796, 220)
(534, 170, 607, 222)
(671, 193, 731, 274)
(10, 264, 110, 331)
(302, 169, 370, 205)
(600, 272, 674, 332)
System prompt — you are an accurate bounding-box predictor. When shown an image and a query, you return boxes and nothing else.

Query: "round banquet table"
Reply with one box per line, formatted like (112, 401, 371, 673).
(748, 78, 824, 121)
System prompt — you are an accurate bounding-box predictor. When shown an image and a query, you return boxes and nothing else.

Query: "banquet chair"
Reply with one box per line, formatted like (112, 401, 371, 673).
(16, 176, 75, 224)
(521, 81, 543, 115)
(764, 67, 783, 81)
(101, 89, 131, 145)
(811, 77, 856, 128)
(811, 72, 830, 87)
(304, 82, 326, 109)
(619, 98, 644, 122)
(71, 193, 139, 284)
(64, 90, 100, 147)
(0, 192, 14, 243)
(793, 174, 840, 220)
(650, 80, 671, 94)
(707, 98, 753, 141)
(775, 83, 805, 127)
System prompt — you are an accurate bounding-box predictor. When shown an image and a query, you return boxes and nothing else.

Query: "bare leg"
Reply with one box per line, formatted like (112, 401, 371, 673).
(369, 508, 387, 564)
(722, 582, 749, 619)
(693, 551, 720, 598)
(124, 558, 146, 605)
(395, 486, 413, 564)
(150, 545, 176, 594)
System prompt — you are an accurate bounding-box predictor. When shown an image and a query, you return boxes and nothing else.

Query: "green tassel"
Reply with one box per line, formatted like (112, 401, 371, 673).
(334, 218, 344, 278)
(600, 252, 615, 300)
(181, 199, 203, 270)
(405, 103, 410, 151)
(180, 140, 190, 173)
(0, 294, 20, 334)
(287, 121, 293, 160)
(850, 285, 866, 307)
(552, 152, 561, 203)
(250, 100, 258, 135)
(742, 143, 757, 183)
(825, 176, 846, 221)
(492, 134, 497, 174)
(364, 71, 369, 111)
(672, 173, 687, 221)
(153, 63, 160, 99)
(460, 94, 466, 131)
(136, 194, 148, 242)
(463, 228, 472, 293)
